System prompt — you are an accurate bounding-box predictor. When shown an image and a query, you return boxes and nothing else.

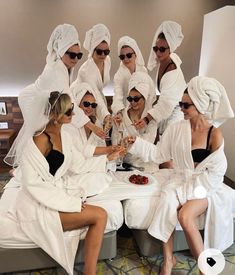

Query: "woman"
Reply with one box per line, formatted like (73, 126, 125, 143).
(112, 71, 157, 145)
(19, 24, 106, 157)
(75, 23, 111, 123)
(111, 36, 151, 115)
(128, 76, 234, 275)
(135, 21, 186, 135)
(67, 82, 117, 158)
(2, 90, 123, 275)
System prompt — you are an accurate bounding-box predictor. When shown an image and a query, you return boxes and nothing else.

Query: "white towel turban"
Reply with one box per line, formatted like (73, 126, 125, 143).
(147, 21, 184, 71)
(118, 36, 145, 66)
(187, 76, 234, 127)
(46, 24, 80, 64)
(83, 23, 111, 57)
(128, 72, 156, 110)
(71, 82, 96, 106)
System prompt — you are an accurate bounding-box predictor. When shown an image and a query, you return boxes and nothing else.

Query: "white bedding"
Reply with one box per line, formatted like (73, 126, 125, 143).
(124, 184, 235, 230)
(0, 187, 123, 249)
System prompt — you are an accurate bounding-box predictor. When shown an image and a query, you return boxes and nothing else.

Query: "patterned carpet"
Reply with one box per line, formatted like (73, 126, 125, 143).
(1, 175, 235, 274)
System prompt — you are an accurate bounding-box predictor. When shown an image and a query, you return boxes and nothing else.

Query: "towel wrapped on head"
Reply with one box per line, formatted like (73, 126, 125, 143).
(147, 21, 184, 71)
(46, 24, 80, 64)
(187, 76, 234, 127)
(128, 72, 156, 110)
(118, 36, 145, 66)
(71, 82, 97, 106)
(83, 23, 110, 57)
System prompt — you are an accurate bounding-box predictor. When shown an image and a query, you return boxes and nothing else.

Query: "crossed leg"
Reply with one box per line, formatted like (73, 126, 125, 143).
(59, 204, 107, 275)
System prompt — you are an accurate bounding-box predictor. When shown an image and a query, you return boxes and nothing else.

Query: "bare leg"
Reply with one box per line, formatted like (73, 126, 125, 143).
(59, 204, 107, 275)
(160, 231, 177, 275)
(159, 160, 173, 169)
(178, 199, 208, 275)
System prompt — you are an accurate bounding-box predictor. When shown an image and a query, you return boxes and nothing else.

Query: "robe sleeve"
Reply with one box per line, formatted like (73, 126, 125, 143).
(129, 127, 172, 163)
(21, 156, 82, 212)
(111, 70, 126, 114)
(148, 69, 185, 123)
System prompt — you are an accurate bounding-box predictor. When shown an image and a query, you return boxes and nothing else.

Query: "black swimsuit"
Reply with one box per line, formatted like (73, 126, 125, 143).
(191, 126, 213, 163)
(157, 61, 175, 90)
(44, 132, 64, 176)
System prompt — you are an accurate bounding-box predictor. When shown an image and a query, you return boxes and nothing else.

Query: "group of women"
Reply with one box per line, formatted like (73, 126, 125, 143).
(0, 20, 234, 275)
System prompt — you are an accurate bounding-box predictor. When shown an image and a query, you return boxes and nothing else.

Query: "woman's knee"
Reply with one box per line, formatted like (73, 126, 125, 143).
(178, 208, 193, 231)
(93, 206, 108, 224)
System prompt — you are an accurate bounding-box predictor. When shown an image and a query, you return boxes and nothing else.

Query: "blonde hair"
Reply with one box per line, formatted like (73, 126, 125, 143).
(49, 91, 71, 118)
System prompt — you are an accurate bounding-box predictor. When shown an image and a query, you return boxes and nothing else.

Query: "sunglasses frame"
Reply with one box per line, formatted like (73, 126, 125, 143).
(64, 103, 74, 116)
(127, 96, 144, 103)
(82, 101, 98, 109)
(94, 48, 110, 56)
(179, 101, 194, 109)
(119, 52, 135, 60)
(65, 51, 83, 60)
(152, 46, 169, 53)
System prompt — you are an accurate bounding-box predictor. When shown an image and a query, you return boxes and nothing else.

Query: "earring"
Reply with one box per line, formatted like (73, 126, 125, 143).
(54, 120, 58, 125)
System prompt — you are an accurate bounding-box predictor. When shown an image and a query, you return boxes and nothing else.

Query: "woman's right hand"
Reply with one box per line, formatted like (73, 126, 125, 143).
(107, 146, 126, 161)
(89, 123, 106, 139)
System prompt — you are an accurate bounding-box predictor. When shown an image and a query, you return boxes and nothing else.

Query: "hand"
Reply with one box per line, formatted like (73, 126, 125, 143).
(124, 136, 136, 145)
(113, 113, 123, 126)
(133, 119, 146, 130)
(92, 124, 106, 139)
(107, 146, 127, 161)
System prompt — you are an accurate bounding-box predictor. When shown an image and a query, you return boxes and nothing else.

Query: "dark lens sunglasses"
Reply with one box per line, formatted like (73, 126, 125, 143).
(65, 51, 83, 60)
(64, 103, 74, 116)
(153, 46, 169, 53)
(119, 52, 135, 60)
(95, 48, 110, 56)
(83, 101, 98, 108)
(179, 101, 194, 109)
(127, 96, 143, 103)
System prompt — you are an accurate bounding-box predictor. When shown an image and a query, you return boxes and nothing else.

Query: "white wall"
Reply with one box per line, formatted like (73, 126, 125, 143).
(199, 6, 235, 180)
(0, 0, 234, 96)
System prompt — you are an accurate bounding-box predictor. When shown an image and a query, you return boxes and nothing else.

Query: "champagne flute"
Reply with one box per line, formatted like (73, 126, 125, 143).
(103, 115, 113, 141)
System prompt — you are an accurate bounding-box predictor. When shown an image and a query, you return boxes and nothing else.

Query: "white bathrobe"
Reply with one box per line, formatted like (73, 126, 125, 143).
(148, 53, 186, 133)
(4, 130, 110, 274)
(65, 119, 106, 159)
(111, 63, 147, 114)
(129, 119, 233, 251)
(34, 58, 89, 128)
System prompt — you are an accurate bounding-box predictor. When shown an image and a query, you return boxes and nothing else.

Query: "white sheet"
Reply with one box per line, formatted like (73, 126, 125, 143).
(0, 187, 123, 249)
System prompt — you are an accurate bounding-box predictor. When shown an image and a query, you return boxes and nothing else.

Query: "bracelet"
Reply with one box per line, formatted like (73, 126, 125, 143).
(144, 116, 150, 125)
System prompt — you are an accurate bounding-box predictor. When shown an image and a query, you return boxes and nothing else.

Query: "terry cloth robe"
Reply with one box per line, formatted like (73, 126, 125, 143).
(129, 119, 233, 251)
(7, 129, 109, 274)
(148, 53, 186, 133)
(34, 58, 89, 128)
(111, 63, 147, 114)
(64, 118, 106, 158)
(76, 57, 111, 117)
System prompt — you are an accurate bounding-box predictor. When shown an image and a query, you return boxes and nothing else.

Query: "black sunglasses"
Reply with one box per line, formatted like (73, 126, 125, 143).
(119, 52, 135, 60)
(179, 101, 194, 109)
(94, 48, 110, 56)
(127, 96, 143, 103)
(83, 101, 98, 108)
(153, 46, 169, 53)
(64, 103, 74, 116)
(65, 51, 83, 60)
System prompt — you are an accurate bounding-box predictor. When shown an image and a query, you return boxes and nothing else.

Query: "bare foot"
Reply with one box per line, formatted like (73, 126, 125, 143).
(160, 256, 177, 275)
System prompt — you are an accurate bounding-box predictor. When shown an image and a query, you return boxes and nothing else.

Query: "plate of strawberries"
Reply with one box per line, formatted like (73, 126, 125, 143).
(126, 173, 155, 185)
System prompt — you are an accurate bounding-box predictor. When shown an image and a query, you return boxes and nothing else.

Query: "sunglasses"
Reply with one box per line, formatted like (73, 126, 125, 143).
(65, 51, 83, 60)
(119, 52, 135, 60)
(179, 101, 194, 109)
(82, 101, 98, 108)
(64, 103, 74, 116)
(127, 96, 143, 103)
(94, 48, 110, 56)
(152, 46, 169, 53)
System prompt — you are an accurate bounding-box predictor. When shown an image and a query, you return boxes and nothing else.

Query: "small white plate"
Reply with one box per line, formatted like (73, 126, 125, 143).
(124, 172, 155, 185)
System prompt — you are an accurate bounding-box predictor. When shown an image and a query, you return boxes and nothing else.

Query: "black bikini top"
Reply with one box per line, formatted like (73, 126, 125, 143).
(191, 126, 213, 163)
(44, 132, 64, 176)
(157, 61, 175, 90)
